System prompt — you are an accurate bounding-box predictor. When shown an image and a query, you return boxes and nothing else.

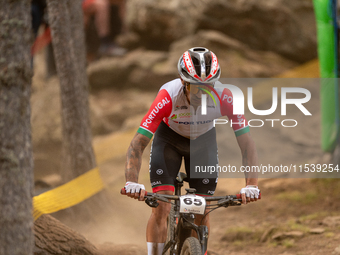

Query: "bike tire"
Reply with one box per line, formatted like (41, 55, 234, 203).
(180, 237, 202, 255)
(164, 204, 176, 255)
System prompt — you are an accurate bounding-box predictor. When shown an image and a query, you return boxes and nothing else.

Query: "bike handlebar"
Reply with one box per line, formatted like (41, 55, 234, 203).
(120, 188, 261, 200)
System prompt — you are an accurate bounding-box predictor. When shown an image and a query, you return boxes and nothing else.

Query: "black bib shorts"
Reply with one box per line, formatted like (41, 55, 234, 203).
(149, 121, 218, 196)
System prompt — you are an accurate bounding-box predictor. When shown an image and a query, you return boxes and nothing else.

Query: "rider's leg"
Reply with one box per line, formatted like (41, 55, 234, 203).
(146, 190, 173, 255)
(147, 122, 185, 254)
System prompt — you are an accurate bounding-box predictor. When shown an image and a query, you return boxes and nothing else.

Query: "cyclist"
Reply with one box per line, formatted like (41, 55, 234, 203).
(123, 47, 260, 255)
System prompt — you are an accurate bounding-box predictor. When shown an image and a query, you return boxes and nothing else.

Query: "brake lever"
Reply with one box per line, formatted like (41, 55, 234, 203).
(217, 197, 231, 207)
(232, 200, 242, 206)
(145, 197, 159, 208)
(217, 196, 242, 207)
(155, 196, 170, 203)
(145, 193, 169, 203)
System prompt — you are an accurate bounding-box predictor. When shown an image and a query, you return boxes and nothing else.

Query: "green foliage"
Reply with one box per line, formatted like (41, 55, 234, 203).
(325, 232, 335, 238)
(311, 178, 340, 195)
(222, 226, 262, 244)
(282, 239, 295, 248)
(286, 219, 310, 233)
(275, 190, 318, 204)
(298, 212, 329, 222)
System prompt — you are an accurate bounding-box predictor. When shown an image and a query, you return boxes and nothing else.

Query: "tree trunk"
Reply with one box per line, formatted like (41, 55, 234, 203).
(46, 0, 111, 222)
(34, 215, 147, 255)
(0, 0, 34, 254)
(46, 0, 96, 182)
(34, 215, 99, 255)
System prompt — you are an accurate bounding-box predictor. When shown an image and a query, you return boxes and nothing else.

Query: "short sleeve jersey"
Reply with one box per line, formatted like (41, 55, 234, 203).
(137, 79, 249, 139)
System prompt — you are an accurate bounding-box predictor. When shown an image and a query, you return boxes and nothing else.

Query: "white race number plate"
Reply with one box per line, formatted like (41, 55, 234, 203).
(179, 195, 206, 215)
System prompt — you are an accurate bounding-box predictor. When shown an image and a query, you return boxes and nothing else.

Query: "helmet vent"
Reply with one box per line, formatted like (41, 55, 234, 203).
(191, 56, 201, 77)
(192, 47, 206, 52)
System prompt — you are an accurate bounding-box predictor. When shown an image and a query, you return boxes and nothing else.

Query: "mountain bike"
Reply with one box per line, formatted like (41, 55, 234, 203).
(121, 172, 251, 255)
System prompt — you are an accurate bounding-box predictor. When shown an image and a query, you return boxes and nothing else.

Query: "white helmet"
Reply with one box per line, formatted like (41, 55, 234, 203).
(177, 47, 221, 84)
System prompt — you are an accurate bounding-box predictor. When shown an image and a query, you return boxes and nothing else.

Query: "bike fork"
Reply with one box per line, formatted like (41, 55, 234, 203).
(198, 225, 208, 255)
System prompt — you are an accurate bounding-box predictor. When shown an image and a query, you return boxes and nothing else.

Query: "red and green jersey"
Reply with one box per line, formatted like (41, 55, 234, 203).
(137, 79, 249, 139)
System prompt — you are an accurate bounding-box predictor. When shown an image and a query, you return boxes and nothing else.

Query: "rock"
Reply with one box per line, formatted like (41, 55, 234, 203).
(87, 58, 130, 90)
(87, 49, 172, 91)
(89, 89, 156, 135)
(322, 216, 340, 227)
(125, 0, 199, 50)
(168, 30, 297, 78)
(272, 231, 304, 240)
(88, 30, 297, 90)
(285, 231, 304, 238)
(40, 174, 62, 187)
(196, 0, 316, 62)
(126, 0, 316, 62)
(34, 174, 62, 196)
(309, 228, 325, 234)
(116, 32, 142, 50)
(260, 226, 276, 242)
(333, 245, 340, 255)
(272, 232, 285, 240)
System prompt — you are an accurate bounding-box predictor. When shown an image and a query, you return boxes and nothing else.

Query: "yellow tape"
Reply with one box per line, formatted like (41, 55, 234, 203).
(32, 129, 137, 220)
(33, 167, 104, 220)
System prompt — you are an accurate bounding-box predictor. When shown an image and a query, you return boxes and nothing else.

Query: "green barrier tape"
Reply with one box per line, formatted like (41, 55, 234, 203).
(313, 0, 339, 152)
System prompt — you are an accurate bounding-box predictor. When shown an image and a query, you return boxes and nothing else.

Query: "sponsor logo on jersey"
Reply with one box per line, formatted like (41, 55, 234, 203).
(177, 120, 213, 125)
(202, 178, 209, 184)
(222, 94, 233, 105)
(207, 190, 215, 195)
(151, 181, 162, 186)
(142, 97, 171, 128)
(196, 120, 213, 124)
(235, 115, 245, 127)
(170, 114, 177, 120)
(175, 105, 188, 111)
(156, 169, 164, 175)
(179, 112, 191, 118)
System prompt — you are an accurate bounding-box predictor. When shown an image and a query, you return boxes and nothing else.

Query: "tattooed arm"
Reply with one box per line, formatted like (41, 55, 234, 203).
(125, 132, 151, 200)
(236, 132, 259, 204)
(236, 132, 258, 185)
(125, 133, 151, 181)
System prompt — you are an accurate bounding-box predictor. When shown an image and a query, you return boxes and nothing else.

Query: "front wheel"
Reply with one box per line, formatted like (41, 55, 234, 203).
(164, 205, 176, 255)
(180, 237, 202, 255)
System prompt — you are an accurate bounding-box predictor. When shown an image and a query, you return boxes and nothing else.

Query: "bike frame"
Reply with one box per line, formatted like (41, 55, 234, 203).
(127, 172, 244, 255)
(168, 175, 209, 255)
